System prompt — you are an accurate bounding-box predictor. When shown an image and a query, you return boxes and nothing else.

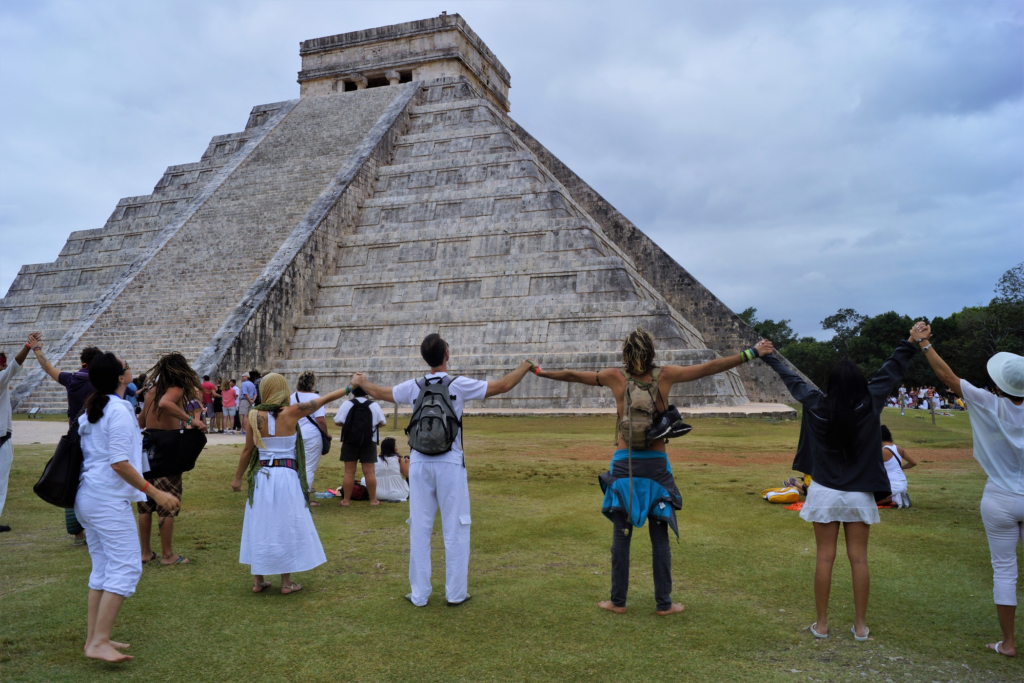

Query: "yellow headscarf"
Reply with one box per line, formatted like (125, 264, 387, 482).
(244, 373, 309, 506)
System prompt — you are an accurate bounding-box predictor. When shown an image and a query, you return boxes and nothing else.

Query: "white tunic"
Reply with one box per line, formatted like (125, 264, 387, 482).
(882, 444, 908, 494)
(239, 414, 327, 576)
(362, 454, 409, 502)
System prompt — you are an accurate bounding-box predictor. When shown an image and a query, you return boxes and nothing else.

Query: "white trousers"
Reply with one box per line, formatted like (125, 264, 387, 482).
(408, 461, 471, 605)
(303, 433, 322, 488)
(0, 438, 12, 520)
(74, 491, 143, 598)
(980, 481, 1024, 606)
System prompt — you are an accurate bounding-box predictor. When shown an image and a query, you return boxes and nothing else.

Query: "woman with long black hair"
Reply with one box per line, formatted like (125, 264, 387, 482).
(75, 352, 180, 663)
(760, 322, 929, 641)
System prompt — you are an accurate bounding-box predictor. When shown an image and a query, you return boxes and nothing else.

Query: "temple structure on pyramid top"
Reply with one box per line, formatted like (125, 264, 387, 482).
(2, 13, 804, 414)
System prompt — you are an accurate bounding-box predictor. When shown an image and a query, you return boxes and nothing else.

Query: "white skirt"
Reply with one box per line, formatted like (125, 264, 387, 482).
(240, 466, 327, 575)
(800, 481, 880, 524)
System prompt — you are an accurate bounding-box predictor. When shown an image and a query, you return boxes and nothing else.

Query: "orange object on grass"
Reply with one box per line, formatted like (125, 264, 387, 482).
(784, 502, 804, 511)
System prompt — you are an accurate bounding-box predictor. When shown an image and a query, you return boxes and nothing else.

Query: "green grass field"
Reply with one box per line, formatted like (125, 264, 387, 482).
(1, 410, 1020, 682)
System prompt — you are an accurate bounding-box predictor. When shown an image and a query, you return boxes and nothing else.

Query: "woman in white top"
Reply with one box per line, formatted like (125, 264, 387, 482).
(289, 371, 330, 503)
(917, 322, 1024, 658)
(878, 425, 916, 508)
(362, 437, 410, 502)
(231, 373, 350, 595)
(75, 352, 181, 663)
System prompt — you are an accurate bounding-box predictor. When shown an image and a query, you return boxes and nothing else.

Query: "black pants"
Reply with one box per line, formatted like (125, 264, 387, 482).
(610, 511, 673, 610)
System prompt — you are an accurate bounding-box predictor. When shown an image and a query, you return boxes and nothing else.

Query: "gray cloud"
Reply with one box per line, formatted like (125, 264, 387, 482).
(1, 0, 1021, 341)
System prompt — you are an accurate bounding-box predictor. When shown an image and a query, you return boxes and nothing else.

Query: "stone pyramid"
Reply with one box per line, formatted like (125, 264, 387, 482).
(2, 14, 802, 413)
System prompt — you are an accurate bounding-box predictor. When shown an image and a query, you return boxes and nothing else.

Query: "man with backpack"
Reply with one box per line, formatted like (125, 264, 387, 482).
(352, 333, 534, 607)
(334, 386, 387, 506)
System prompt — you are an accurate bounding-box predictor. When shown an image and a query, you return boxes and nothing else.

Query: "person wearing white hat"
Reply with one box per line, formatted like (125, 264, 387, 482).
(915, 322, 1024, 658)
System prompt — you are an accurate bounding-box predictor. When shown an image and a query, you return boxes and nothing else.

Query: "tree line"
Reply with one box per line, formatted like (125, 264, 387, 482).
(740, 263, 1024, 391)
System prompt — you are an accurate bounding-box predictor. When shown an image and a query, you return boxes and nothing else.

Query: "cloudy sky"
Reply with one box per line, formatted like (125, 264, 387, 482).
(1, 0, 1021, 339)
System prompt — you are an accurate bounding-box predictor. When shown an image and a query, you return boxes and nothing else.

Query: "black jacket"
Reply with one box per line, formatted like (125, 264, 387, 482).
(761, 341, 916, 497)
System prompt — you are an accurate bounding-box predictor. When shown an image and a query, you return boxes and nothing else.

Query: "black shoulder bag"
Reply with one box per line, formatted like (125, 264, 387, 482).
(33, 419, 84, 509)
(295, 394, 332, 456)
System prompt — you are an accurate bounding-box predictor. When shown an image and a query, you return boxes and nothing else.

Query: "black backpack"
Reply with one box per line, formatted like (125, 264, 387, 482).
(406, 376, 461, 455)
(341, 399, 376, 447)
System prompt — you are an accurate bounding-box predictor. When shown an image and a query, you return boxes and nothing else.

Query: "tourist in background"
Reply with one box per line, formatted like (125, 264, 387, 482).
(75, 351, 181, 663)
(353, 333, 533, 607)
(212, 378, 224, 433)
(334, 386, 387, 506)
(367, 437, 409, 502)
(29, 339, 101, 544)
(200, 375, 216, 428)
(759, 323, 928, 641)
(231, 374, 350, 594)
(0, 332, 40, 533)
(239, 373, 256, 435)
(134, 373, 148, 416)
(222, 378, 238, 435)
(290, 371, 330, 500)
(879, 425, 916, 508)
(536, 328, 770, 617)
(915, 323, 1024, 658)
(136, 352, 206, 565)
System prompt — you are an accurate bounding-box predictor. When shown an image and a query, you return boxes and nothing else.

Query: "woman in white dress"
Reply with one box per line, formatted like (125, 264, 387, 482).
(75, 352, 181, 663)
(231, 373, 350, 594)
(878, 425, 916, 508)
(289, 371, 330, 503)
(362, 437, 409, 502)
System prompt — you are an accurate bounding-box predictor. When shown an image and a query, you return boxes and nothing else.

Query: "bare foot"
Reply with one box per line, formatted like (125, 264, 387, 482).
(988, 641, 1017, 657)
(85, 642, 133, 663)
(281, 582, 303, 595)
(370, 499, 380, 506)
(656, 603, 686, 616)
(110, 641, 130, 649)
(309, 500, 322, 507)
(598, 600, 626, 614)
(339, 500, 350, 507)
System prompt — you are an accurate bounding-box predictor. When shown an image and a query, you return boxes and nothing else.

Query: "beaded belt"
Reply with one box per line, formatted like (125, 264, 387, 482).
(260, 458, 298, 470)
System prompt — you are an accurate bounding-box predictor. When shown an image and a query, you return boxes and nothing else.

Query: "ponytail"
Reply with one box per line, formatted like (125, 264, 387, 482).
(86, 351, 125, 424)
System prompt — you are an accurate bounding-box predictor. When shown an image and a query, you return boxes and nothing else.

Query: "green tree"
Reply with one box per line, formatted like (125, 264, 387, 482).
(821, 308, 866, 359)
(781, 337, 839, 389)
(736, 307, 798, 349)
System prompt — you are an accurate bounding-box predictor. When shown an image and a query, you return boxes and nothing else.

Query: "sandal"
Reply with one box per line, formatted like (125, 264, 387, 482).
(851, 626, 870, 642)
(141, 551, 158, 564)
(987, 641, 1015, 657)
(252, 580, 271, 593)
(162, 555, 191, 566)
(281, 583, 303, 595)
(810, 622, 828, 639)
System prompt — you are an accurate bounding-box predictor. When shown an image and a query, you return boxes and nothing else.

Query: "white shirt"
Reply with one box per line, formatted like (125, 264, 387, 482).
(391, 372, 488, 465)
(291, 392, 327, 441)
(333, 397, 387, 443)
(78, 395, 147, 502)
(0, 359, 21, 436)
(961, 379, 1024, 496)
(882, 444, 908, 493)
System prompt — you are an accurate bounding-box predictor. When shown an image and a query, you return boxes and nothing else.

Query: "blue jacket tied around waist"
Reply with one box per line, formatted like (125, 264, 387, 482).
(599, 450, 682, 537)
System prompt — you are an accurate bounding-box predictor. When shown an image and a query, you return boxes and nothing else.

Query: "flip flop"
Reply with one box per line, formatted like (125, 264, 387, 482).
(142, 551, 157, 564)
(162, 555, 190, 566)
(851, 626, 870, 642)
(810, 622, 828, 639)
(987, 641, 1015, 657)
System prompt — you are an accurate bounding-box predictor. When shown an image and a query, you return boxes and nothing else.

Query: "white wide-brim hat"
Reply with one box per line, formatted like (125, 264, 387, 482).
(987, 352, 1024, 398)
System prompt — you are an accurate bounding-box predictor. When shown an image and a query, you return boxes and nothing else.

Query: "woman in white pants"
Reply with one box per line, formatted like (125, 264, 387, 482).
(289, 371, 330, 502)
(916, 323, 1024, 658)
(75, 352, 180, 663)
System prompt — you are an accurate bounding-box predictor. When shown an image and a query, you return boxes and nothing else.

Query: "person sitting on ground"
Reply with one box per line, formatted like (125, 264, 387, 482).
(365, 437, 410, 502)
(352, 334, 533, 607)
(334, 385, 387, 507)
(878, 425, 916, 508)
(915, 323, 1024, 658)
(535, 326, 773, 616)
(75, 351, 181, 663)
(290, 371, 330, 504)
(231, 374, 351, 595)
(136, 352, 207, 566)
(759, 322, 927, 642)
(29, 339, 101, 545)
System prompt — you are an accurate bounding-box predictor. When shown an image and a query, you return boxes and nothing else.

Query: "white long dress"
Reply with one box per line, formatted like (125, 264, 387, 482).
(239, 414, 327, 575)
(361, 454, 410, 502)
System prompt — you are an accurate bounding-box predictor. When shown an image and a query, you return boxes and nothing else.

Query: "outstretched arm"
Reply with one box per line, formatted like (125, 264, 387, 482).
(29, 341, 62, 382)
(485, 360, 534, 398)
(913, 323, 962, 398)
(352, 374, 394, 404)
(289, 386, 351, 417)
(662, 340, 773, 385)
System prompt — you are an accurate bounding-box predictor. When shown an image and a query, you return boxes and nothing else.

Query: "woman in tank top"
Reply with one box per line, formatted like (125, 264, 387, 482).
(878, 425, 916, 508)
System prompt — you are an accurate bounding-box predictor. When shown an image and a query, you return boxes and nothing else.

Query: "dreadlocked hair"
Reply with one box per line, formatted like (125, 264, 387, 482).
(622, 326, 657, 376)
(143, 352, 203, 416)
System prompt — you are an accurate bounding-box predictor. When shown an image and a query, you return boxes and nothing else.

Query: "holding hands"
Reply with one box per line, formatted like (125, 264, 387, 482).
(910, 321, 931, 344)
(754, 340, 774, 357)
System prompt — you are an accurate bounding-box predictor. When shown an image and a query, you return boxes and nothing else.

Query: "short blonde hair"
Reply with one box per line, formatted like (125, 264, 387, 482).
(622, 327, 657, 376)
